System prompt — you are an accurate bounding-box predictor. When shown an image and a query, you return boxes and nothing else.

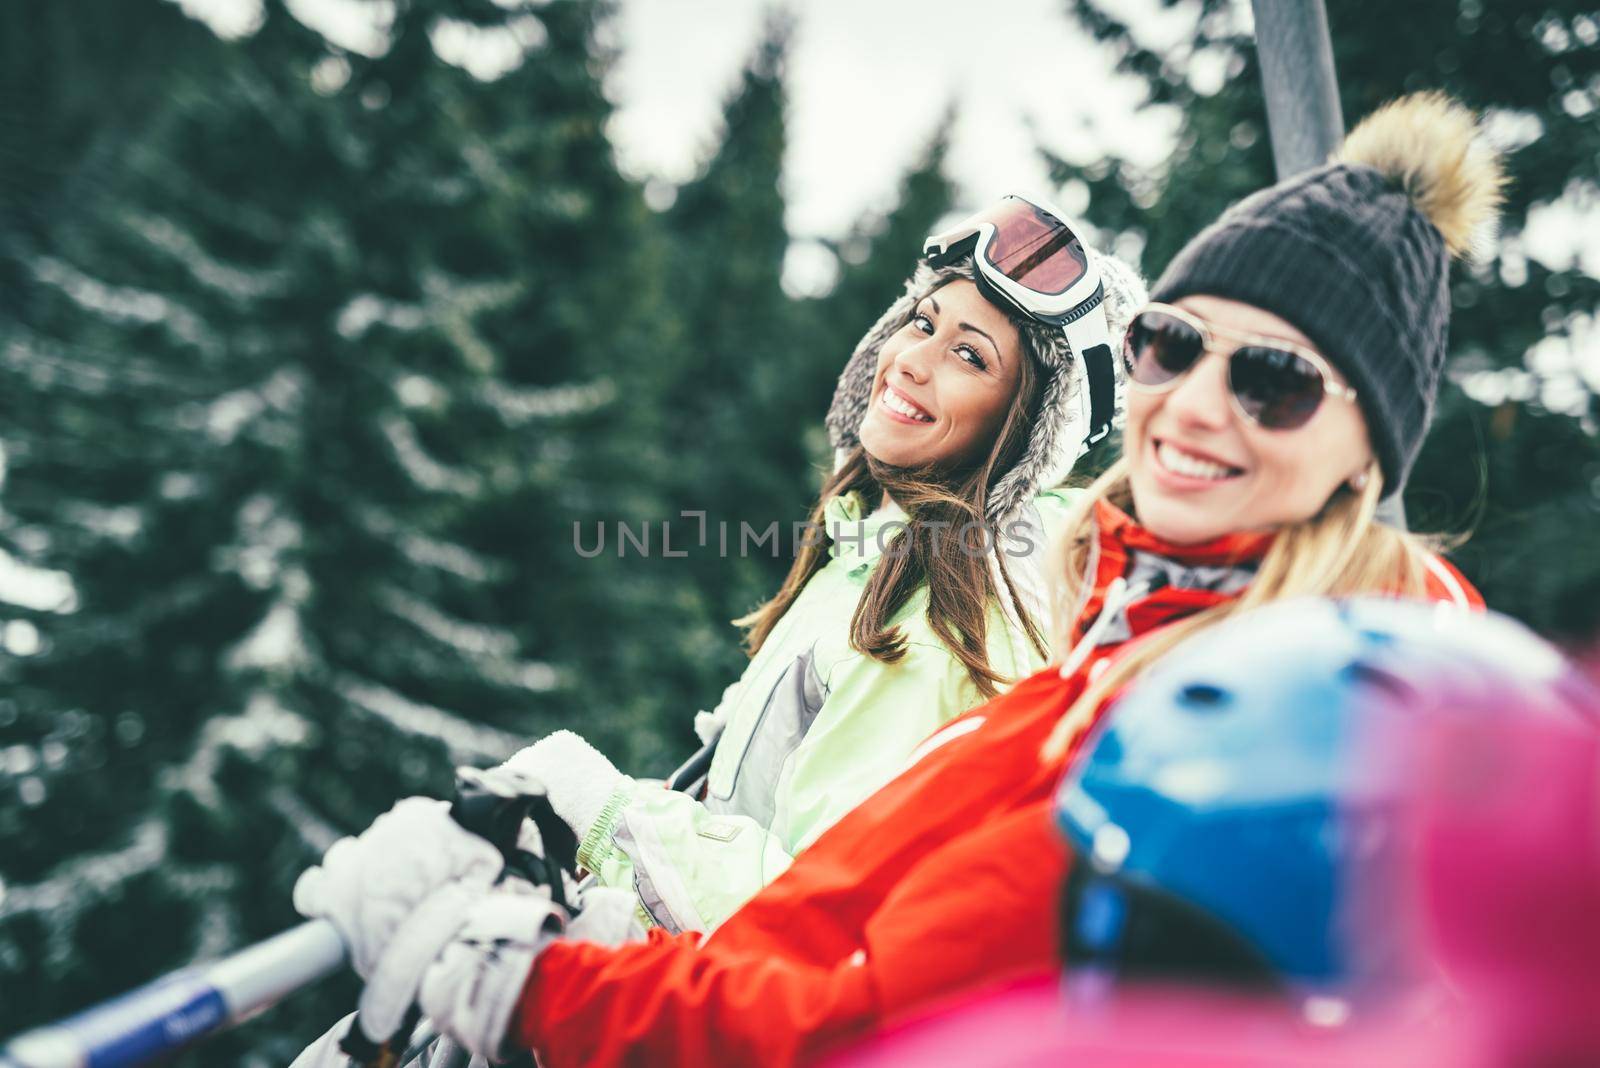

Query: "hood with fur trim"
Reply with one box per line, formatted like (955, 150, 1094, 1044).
(824, 249, 1147, 529)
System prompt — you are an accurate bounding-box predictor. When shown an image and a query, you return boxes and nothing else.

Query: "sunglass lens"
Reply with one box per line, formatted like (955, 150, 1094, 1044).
(980, 198, 1088, 296)
(1229, 347, 1325, 429)
(1123, 310, 1204, 387)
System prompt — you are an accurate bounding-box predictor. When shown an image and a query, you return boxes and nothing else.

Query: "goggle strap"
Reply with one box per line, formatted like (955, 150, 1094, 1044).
(1057, 281, 1105, 326)
(1080, 342, 1116, 450)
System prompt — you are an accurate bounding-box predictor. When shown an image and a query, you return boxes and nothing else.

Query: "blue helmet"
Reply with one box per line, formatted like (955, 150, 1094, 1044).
(1055, 596, 1598, 996)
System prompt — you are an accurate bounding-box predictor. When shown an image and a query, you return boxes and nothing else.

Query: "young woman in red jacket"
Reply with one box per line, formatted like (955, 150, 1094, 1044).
(289, 91, 1500, 1068)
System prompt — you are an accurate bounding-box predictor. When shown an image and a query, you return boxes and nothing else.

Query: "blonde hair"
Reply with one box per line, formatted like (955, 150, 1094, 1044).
(1042, 457, 1445, 759)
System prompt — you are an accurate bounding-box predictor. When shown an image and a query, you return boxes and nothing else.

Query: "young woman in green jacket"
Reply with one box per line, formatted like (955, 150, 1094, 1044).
(508, 206, 1147, 934)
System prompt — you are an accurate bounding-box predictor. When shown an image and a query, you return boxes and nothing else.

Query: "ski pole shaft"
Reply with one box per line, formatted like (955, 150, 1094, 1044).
(0, 919, 346, 1068)
(4, 741, 724, 1068)
(665, 731, 720, 794)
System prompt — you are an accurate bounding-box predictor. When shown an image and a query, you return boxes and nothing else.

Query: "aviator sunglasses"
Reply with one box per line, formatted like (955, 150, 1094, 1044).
(1122, 303, 1358, 431)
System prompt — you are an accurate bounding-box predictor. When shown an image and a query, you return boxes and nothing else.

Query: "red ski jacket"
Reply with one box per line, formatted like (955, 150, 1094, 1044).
(510, 501, 1480, 1067)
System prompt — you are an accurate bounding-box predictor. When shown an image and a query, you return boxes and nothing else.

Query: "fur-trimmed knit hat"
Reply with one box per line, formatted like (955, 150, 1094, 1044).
(1150, 92, 1505, 495)
(824, 249, 1148, 528)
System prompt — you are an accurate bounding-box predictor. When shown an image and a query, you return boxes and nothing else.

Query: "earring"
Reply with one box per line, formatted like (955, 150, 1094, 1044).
(1348, 471, 1370, 492)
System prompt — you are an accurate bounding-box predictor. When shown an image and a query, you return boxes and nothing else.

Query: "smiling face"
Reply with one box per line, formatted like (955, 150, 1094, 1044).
(856, 280, 1025, 471)
(1125, 294, 1375, 545)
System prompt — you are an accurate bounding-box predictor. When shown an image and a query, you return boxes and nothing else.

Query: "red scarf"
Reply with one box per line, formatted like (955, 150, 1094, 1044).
(1066, 499, 1275, 652)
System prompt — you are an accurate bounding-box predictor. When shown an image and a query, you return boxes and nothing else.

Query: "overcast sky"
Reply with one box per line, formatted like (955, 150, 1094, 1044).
(147, 0, 1600, 404)
(601, 0, 1181, 235)
(170, 0, 1181, 236)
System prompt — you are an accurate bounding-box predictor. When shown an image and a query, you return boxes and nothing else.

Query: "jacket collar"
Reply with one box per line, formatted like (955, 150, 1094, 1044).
(824, 491, 908, 575)
(1063, 499, 1275, 664)
(1090, 498, 1275, 568)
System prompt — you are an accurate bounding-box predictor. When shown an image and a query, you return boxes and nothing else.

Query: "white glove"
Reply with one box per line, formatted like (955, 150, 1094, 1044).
(566, 885, 647, 947)
(694, 707, 727, 746)
(293, 797, 505, 1043)
(500, 730, 628, 845)
(418, 882, 563, 1058)
(288, 888, 636, 1067)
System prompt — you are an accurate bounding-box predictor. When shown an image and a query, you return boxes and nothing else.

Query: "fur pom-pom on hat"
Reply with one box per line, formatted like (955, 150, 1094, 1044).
(1338, 90, 1507, 260)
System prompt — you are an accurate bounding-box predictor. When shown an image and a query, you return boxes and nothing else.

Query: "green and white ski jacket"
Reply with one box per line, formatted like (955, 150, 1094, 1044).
(575, 487, 1080, 933)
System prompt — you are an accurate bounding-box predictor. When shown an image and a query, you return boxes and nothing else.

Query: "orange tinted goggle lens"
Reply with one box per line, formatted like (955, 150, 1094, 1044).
(971, 198, 1088, 297)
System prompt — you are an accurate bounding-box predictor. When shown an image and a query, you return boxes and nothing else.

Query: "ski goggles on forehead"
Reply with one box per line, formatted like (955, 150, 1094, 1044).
(924, 194, 1116, 451)
(1122, 303, 1358, 431)
(924, 195, 1097, 321)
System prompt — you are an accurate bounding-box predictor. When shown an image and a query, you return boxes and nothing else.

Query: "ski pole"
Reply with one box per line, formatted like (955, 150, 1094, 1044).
(665, 730, 720, 795)
(398, 733, 725, 1067)
(397, 1023, 441, 1066)
(1, 736, 723, 1068)
(1, 765, 569, 1068)
(334, 766, 576, 1068)
(0, 919, 347, 1068)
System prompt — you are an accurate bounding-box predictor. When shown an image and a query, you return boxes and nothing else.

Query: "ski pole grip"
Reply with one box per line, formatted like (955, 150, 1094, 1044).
(449, 767, 579, 895)
(448, 767, 533, 858)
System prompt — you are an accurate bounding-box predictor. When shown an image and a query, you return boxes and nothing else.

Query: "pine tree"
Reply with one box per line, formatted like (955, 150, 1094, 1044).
(0, 0, 217, 313)
(637, 16, 805, 699)
(0, 1, 975, 1058)
(807, 112, 958, 434)
(0, 0, 667, 1058)
(0, 3, 296, 1039)
(1048, 0, 1600, 639)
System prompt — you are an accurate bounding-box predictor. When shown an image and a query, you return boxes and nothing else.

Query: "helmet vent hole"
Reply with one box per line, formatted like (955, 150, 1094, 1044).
(1177, 683, 1229, 710)
(1339, 661, 1420, 704)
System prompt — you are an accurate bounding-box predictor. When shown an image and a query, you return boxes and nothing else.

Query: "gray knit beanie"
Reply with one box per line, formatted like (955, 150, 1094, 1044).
(825, 249, 1147, 528)
(1150, 92, 1504, 495)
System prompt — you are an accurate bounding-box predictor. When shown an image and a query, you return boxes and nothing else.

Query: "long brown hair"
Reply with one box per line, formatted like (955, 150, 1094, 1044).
(1042, 457, 1449, 759)
(736, 292, 1049, 698)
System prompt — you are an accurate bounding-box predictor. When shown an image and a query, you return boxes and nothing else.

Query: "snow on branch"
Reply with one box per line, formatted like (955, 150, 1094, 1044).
(0, 818, 167, 924)
(122, 212, 292, 302)
(398, 531, 503, 582)
(335, 293, 427, 340)
(205, 368, 305, 445)
(419, 271, 525, 319)
(2, 331, 213, 397)
(479, 377, 617, 426)
(376, 585, 559, 693)
(476, 657, 560, 694)
(29, 257, 214, 356)
(218, 495, 305, 593)
(335, 676, 523, 763)
(0, 548, 79, 613)
(378, 584, 517, 659)
(381, 416, 484, 496)
(420, 270, 526, 375)
(352, 503, 504, 582)
(0, 819, 233, 974)
(162, 692, 314, 809)
(265, 785, 343, 856)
